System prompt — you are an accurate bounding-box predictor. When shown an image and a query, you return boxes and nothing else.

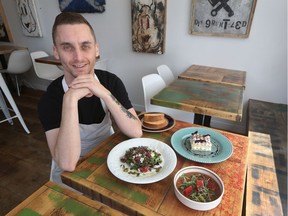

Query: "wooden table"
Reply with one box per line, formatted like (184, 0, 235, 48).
(35, 55, 101, 66)
(7, 181, 127, 216)
(151, 78, 244, 124)
(174, 64, 246, 125)
(0, 44, 26, 55)
(62, 121, 249, 216)
(35, 55, 62, 65)
(0, 44, 26, 68)
(178, 64, 246, 88)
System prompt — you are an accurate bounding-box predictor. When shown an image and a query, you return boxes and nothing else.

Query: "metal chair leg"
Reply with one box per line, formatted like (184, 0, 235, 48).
(0, 73, 30, 134)
(0, 90, 13, 124)
(15, 75, 21, 96)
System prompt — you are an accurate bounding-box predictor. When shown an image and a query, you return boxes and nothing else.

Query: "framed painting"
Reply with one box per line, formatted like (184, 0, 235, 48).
(131, 0, 167, 54)
(190, 0, 257, 38)
(16, 0, 42, 37)
(0, 1, 13, 42)
(58, 0, 106, 13)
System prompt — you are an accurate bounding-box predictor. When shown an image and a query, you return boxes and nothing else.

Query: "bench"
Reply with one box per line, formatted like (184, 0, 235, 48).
(246, 99, 287, 216)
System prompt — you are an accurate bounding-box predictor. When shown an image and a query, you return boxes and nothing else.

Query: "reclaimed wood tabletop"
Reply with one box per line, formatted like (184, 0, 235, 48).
(35, 55, 101, 66)
(7, 181, 128, 216)
(246, 132, 283, 216)
(179, 65, 246, 88)
(62, 120, 249, 216)
(151, 79, 244, 122)
(0, 44, 26, 55)
(34, 55, 62, 65)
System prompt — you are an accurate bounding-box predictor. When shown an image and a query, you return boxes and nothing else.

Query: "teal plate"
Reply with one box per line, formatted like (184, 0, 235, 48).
(171, 127, 233, 163)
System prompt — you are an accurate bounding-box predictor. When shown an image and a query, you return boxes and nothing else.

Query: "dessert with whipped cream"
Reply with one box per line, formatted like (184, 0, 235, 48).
(190, 131, 212, 151)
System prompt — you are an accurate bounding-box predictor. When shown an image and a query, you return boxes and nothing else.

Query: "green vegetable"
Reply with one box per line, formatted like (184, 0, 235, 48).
(120, 146, 163, 176)
(178, 173, 217, 202)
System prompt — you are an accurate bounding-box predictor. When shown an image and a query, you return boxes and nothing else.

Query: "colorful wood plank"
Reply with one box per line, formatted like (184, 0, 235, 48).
(7, 181, 127, 216)
(151, 79, 244, 121)
(247, 99, 287, 215)
(179, 64, 246, 88)
(246, 132, 283, 216)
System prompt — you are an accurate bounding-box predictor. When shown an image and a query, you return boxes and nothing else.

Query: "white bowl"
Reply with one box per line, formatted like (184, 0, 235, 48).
(173, 166, 224, 211)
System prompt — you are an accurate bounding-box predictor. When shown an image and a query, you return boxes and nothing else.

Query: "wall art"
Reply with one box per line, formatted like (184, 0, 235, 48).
(190, 0, 257, 38)
(16, 0, 42, 37)
(59, 0, 106, 13)
(131, 0, 167, 54)
(0, 1, 13, 42)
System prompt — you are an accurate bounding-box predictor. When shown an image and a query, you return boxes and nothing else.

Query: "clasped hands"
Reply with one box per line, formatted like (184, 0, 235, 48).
(67, 74, 109, 100)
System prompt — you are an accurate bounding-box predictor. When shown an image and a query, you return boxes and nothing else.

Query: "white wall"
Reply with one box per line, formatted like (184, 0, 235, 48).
(2, 0, 287, 134)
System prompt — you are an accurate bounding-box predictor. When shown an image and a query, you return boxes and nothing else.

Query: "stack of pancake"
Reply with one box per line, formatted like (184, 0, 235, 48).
(142, 113, 168, 129)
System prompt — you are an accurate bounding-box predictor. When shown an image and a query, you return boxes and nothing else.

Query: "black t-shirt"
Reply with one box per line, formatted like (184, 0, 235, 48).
(38, 69, 132, 132)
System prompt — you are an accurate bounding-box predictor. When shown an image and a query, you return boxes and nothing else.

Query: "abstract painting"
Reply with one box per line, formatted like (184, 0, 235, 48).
(59, 0, 106, 13)
(16, 0, 42, 37)
(131, 0, 167, 54)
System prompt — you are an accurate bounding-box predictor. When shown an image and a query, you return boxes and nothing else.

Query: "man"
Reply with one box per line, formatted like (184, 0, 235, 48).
(38, 12, 142, 185)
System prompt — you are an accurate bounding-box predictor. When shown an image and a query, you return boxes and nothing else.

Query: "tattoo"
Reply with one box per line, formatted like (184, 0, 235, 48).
(110, 94, 137, 120)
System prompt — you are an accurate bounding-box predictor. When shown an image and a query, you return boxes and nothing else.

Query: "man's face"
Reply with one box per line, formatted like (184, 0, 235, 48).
(53, 24, 99, 82)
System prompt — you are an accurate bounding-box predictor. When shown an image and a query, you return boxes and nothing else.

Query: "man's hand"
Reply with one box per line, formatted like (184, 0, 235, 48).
(68, 74, 109, 98)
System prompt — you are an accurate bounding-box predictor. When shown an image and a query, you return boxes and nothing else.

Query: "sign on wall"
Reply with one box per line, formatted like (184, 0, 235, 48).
(58, 0, 106, 13)
(190, 0, 257, 38)
(131, 0, 167, 54)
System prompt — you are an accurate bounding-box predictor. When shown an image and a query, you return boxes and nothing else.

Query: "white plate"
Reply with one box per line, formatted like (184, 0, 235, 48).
(107, 138, 177, 184)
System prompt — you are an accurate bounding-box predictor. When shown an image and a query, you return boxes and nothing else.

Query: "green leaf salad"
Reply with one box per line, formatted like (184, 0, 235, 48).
(120, 146, 163, 176)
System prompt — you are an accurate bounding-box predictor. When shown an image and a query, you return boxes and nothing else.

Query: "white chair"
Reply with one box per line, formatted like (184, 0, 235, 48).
(0, 89, 13, 124)
(142, 73, 194, 122)
(0, 73, 30, 134)
(157, 64, 175, 85)
(0, 49, 32, 96)
(30, 51, 63, 81)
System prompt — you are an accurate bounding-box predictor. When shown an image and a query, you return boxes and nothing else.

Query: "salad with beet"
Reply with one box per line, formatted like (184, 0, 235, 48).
(176, 172, 221, 202)
(120, 146, 163, 176)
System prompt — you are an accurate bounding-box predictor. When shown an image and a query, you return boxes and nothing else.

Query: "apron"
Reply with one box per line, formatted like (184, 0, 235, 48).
(50, 74, 114, 187)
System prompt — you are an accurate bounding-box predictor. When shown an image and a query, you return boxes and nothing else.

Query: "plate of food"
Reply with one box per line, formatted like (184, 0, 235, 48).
(107, 138, 177, 184)
(138, 112, 175, 133)
(171, 127, 233, 163)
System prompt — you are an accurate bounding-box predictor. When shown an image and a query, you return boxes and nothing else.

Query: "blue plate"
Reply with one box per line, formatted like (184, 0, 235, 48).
(171, 127, 233, 163)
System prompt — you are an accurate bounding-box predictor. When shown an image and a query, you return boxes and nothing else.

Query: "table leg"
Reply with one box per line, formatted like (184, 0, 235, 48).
(0, 55, 7, 69)
(203, 116, 211, 127)
(194, 114, 204, 125)
(194, 114, 211, 127)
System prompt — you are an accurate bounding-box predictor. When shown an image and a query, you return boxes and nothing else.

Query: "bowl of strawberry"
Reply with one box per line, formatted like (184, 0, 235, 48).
(173, 166, 224, 211)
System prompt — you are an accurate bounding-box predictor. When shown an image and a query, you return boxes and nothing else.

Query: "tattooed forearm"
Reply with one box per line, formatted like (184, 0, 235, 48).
(121, 106, 137, 120)
(110, 94, 137, 120)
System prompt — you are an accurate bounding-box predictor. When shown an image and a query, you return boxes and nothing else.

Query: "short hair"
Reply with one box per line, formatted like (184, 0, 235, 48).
(52, 12, 96, 45)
